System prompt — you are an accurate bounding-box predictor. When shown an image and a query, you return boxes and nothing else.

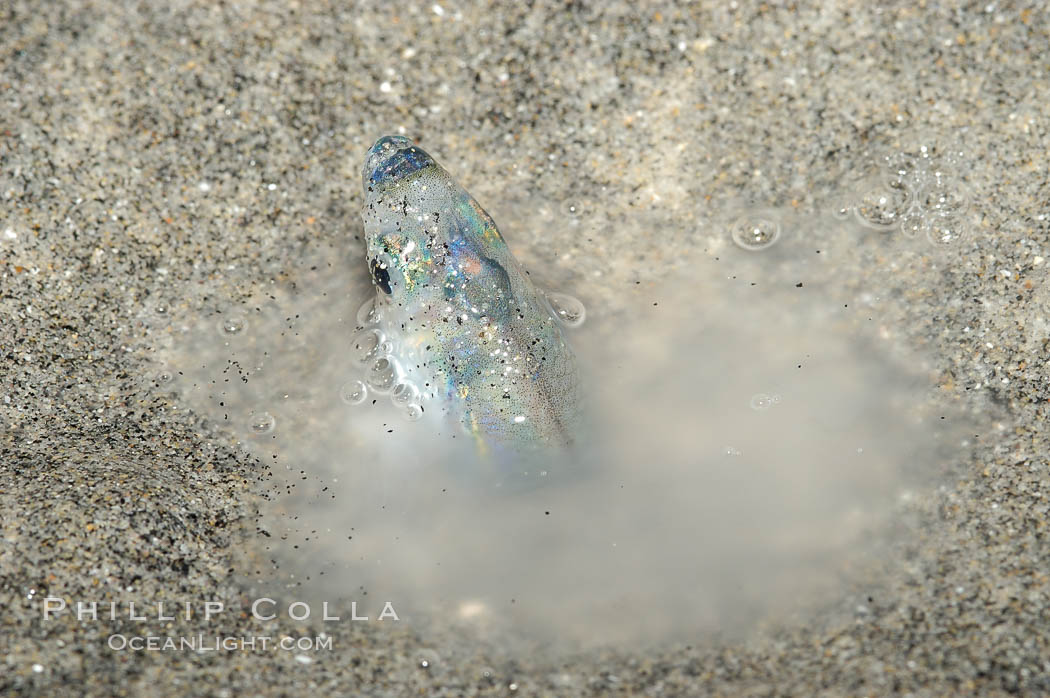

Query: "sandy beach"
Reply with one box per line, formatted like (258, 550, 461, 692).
(2, 1, 1049, 694)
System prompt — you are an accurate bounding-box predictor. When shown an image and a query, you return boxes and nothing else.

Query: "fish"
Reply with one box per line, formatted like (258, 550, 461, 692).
(358, 135, 581, 456)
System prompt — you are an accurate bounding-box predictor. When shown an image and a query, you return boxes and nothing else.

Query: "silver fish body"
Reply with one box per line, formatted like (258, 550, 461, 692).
(360, 135, 581, 454)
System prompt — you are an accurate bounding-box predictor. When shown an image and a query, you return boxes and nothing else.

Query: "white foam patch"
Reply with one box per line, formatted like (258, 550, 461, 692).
(156, 200, 978, 652)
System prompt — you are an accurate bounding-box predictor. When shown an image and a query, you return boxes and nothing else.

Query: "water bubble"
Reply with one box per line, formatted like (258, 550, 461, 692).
(829, 192, 854, 220)
(925, 161, 953, 185)
(476, 666, 497, 684)
(416, 649, 441, 672)
(367, 357, 399, 394)
(924, 217, 965, 246)
(391, 382, 418, 406)
(724, 446, 742, 456)
(920, 180, 969, 216)
(404, 404, 423, 421)
(883, 152, 922, 191)
(546, 292, 586, 328)
(379, 339, 395, 356)
(340, 380, 367, 405)
(559, 200, 586, 218)
(899, 208, 925, 237)
(749, 393, 775, 411)
(350, 329, 384, 365)
(730, 213, 781, 251)
(854, 177, 910, 230)
(156, 370, 175, 384)
(218, 315, 246, 335)
(154, 303, 168, 315)
(356, 296, 381, 326)
(249, 411, 276, 434)
(881, 174, 911, 202)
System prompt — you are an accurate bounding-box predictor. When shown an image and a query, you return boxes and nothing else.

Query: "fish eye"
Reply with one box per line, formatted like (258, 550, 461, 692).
(370, 257, 392, 294)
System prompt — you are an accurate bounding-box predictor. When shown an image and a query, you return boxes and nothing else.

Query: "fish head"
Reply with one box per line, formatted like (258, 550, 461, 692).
(360, 136, 514, 323)
(362, 135, 435, 189)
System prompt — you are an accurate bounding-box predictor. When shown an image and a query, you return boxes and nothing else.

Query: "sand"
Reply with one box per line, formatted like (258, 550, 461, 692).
(2, 1, 1049, 695)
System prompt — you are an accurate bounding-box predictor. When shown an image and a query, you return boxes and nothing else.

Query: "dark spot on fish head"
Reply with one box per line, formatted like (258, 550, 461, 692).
(362, 135, 436, 190)
(370, 257, 392, 295)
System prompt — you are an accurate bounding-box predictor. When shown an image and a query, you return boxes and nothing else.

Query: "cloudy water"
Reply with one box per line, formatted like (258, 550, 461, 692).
(154, 145, 982, 652)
